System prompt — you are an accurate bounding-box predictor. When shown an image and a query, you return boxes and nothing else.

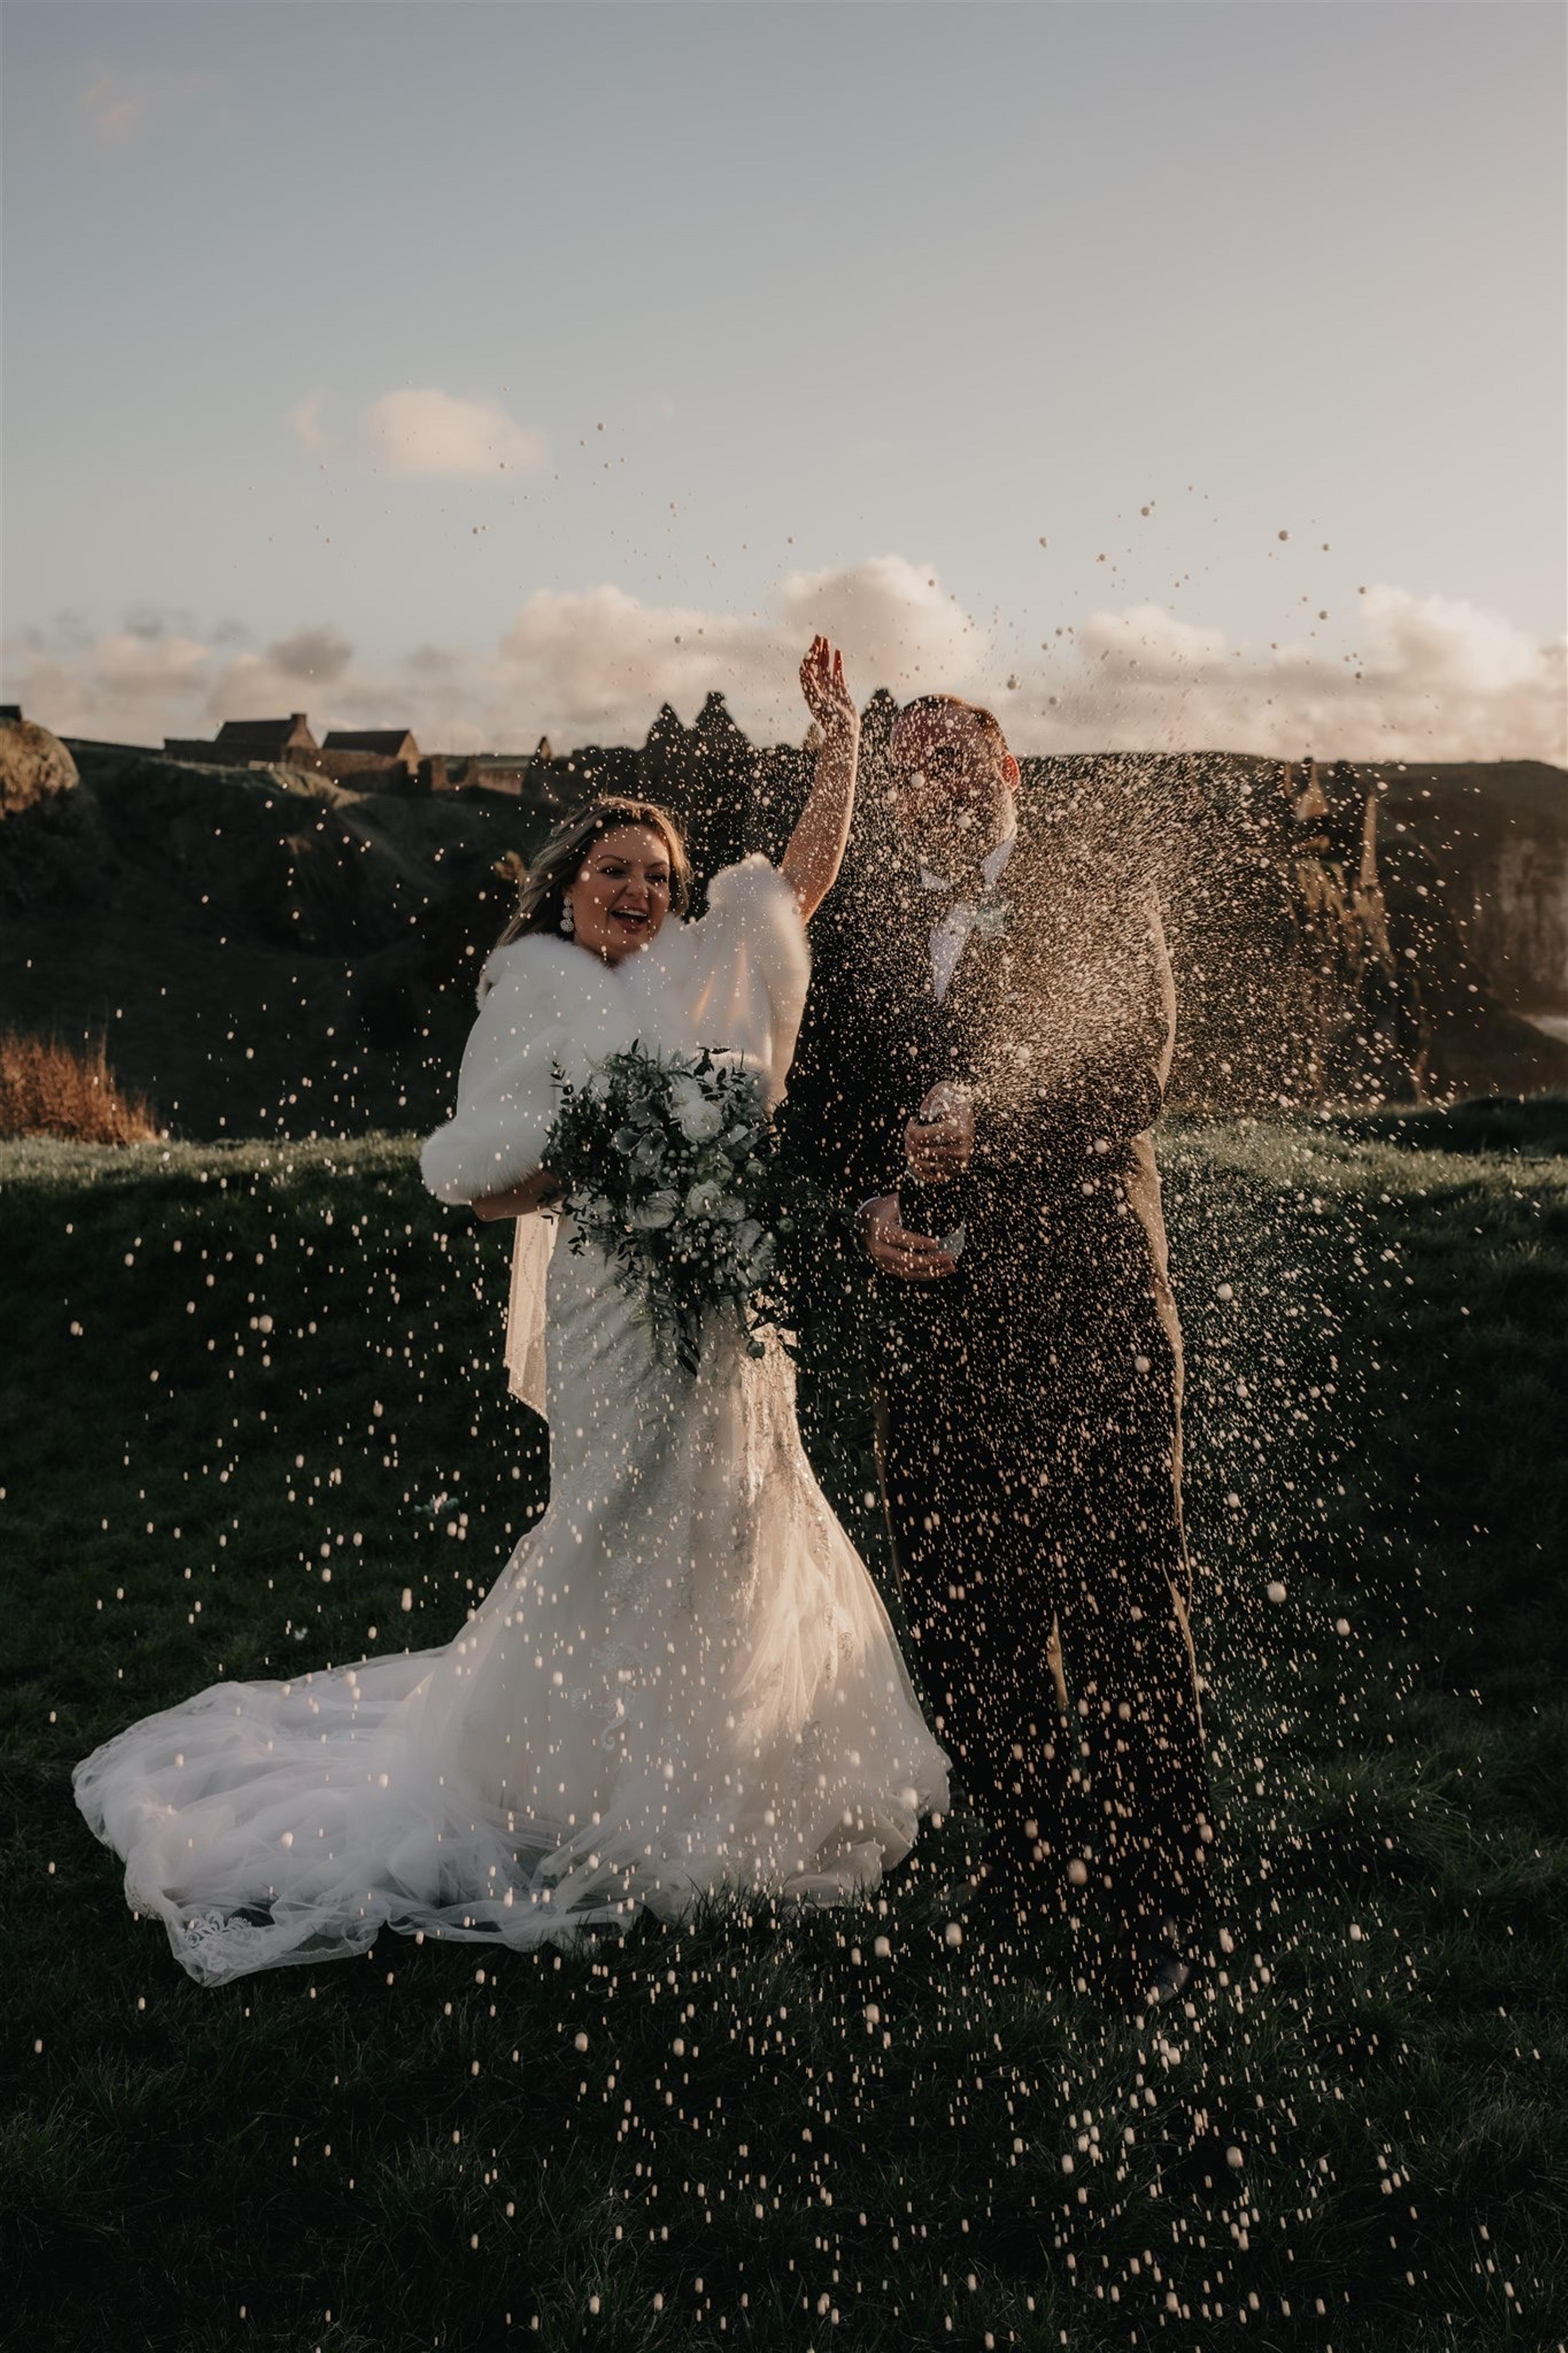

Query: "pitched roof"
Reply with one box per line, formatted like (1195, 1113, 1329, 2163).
(321, 729, 419, 756)
(213, 714, 318, 754)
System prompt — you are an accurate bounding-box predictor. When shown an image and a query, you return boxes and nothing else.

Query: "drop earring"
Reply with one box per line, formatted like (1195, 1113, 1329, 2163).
(559, 898, 575, 937)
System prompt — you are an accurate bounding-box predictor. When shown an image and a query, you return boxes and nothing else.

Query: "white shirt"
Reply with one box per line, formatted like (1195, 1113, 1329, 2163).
(920, 827, 1018, 1005)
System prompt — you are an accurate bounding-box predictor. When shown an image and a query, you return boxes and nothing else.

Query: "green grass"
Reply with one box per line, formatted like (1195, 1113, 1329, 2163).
(2, 1111, 1566, 2351)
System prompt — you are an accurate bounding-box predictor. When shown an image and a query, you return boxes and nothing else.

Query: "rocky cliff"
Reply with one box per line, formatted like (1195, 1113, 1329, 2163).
(1377, 763, 1568, 1016)
(1, 715, 1563, 1141)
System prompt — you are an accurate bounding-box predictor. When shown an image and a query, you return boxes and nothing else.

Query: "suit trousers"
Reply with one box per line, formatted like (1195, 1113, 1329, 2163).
(875, 1281, 1212, 1951)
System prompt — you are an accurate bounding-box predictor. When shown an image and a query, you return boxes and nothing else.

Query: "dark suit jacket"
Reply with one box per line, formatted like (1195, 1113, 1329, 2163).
(788, 799, 1183, 1429)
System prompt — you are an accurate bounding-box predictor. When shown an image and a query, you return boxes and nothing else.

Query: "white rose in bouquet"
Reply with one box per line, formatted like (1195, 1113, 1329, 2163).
(669, 1075, 725, 1144)
(629, 1190, 679, 1231)
(546, 1042, 796, 1375)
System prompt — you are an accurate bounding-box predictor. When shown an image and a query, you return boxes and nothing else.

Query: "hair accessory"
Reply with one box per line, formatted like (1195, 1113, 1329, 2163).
(559, 899, 575, 937)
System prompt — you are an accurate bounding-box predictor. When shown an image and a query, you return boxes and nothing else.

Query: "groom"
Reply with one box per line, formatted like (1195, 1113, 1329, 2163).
(793, 694, 1212, 2003)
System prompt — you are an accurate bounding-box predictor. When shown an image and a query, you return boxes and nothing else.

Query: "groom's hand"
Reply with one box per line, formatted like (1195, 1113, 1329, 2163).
(861, 1194, 958, 1282)
(903, 1084, 975, 1181)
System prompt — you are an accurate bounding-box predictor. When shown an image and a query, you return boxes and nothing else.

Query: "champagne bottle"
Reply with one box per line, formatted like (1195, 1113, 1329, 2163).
(898, 1171, 972, 1258)
(899, 1088, 975, 1256)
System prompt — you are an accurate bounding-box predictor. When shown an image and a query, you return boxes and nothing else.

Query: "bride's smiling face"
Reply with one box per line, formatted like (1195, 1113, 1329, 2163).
(564, 825, 674, 963)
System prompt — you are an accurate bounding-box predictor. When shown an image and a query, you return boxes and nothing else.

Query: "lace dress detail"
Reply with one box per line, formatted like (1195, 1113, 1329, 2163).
(74, 858, 949, 1982)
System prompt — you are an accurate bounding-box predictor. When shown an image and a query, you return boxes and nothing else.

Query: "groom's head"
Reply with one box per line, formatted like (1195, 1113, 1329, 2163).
(888, 694, 1020, 872)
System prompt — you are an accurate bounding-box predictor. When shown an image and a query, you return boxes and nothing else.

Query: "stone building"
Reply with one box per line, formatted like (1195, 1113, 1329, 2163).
(434, 741, 555, 803)
(159, 715, 428, 794)
(317, 728, 421, 790)
(322, 728, 418, 766)
(163, 713, 320, 766)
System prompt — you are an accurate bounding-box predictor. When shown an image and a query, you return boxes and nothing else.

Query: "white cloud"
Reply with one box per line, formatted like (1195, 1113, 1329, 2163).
(0, 620, 209, 743)
(5, 575, 1562, 767)
(0, 559, 975, 754)
(365, 389, 548, 479)
(1358, 584, 1544, 696)
(1076, 604, 1228, 682)
(490, 557, 988, 741)
(1011, 585, 1567, 762)
(289, 390, 330, 456)
(0, 613, 366, 745)
(0, 610, 490, 754)
(78, 62, 223, 149)
(780, 557, 986, 697)
(265, 626, 355, 686)
(87, 628, 211, 705)
(497, 584, 767, 734)
(201, 643, 394, 729)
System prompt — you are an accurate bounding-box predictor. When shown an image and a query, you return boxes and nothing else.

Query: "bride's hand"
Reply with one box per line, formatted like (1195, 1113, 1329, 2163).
(472, 1168, 559, 1220)
(782, 637, 860, 922)
(799, 634, 858, 738)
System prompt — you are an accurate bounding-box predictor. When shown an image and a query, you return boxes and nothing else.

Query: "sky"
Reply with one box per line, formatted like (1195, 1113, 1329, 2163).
(3, 0, 1564, 761)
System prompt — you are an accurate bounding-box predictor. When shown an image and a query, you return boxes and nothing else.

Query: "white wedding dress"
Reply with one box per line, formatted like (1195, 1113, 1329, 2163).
(74, 857, 949, 1984)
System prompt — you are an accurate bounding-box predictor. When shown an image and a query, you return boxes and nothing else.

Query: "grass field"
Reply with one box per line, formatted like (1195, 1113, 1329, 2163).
(2, 1107, 1566, 2352)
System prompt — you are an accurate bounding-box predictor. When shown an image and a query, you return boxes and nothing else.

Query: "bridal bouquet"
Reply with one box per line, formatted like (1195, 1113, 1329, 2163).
(545, 1043, 789, 1374)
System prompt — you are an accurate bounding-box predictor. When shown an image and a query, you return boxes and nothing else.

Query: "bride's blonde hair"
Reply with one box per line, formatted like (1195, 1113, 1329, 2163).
(492, 797, 693, 960)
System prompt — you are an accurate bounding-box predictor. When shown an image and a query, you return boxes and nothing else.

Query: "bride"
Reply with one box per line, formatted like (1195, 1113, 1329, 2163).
(75, 637, 950, 1983)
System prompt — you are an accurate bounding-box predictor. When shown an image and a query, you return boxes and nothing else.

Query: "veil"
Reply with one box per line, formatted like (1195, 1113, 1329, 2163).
(504, 1213, 556, 1416)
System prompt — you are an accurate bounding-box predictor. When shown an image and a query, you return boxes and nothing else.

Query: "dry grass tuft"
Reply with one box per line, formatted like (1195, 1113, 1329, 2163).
(0, 1028, 160, 1145)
